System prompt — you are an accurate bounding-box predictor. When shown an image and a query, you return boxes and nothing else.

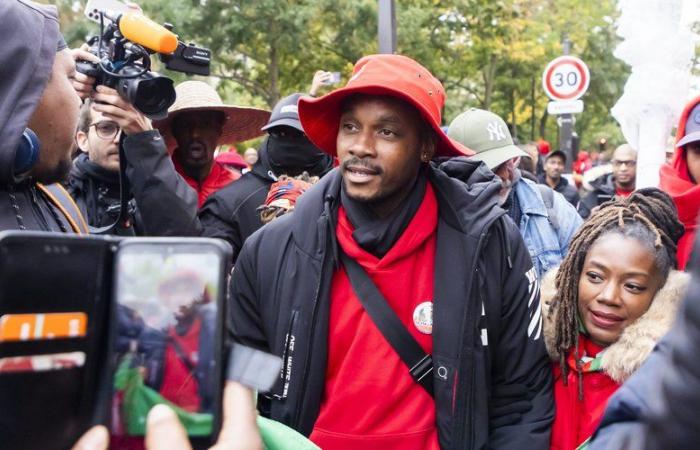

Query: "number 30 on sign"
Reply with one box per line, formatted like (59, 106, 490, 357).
(542, 55, 590, 102)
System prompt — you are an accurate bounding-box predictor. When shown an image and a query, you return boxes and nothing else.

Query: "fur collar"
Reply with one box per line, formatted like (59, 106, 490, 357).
(541, 268, 689, 383)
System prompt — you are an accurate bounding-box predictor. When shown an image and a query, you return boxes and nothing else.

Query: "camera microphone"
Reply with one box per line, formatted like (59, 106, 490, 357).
(117, 12, 178, 54)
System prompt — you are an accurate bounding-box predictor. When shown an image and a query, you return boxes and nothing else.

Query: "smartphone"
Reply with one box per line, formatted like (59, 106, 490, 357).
(110, 238, 231, 448)
(84, 0, 130, 23)
(322, 71, 341, 86)
(0, 231, 115, 450)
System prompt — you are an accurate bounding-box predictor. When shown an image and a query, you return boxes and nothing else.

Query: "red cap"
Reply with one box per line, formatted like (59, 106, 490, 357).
(298, 54, 472, 158)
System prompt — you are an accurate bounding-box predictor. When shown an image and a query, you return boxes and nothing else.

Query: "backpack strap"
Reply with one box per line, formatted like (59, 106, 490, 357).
(535, 184, 559, 231)
(36, 183, 90, 234)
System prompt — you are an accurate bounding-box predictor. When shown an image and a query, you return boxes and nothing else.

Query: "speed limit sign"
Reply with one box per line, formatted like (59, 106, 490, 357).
(542, 56, 590, 101)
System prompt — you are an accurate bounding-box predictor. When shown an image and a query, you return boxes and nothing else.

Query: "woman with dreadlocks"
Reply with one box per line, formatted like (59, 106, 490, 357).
(541, 188, 689, 450)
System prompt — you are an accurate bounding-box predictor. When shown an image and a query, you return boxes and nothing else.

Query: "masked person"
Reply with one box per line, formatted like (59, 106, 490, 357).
(198, 92, 334, 261)
(541, 189, 686, 450)
(221, 54, 553, 450)
(0, 0, 88, 234)
(660, 97, 700, 270)
(154, 81, 270, 207)
(448, 108, 582, 278)
(578, 144, 637, 219)
(538, 150, 580, 208)
(67, 99, 144, 233)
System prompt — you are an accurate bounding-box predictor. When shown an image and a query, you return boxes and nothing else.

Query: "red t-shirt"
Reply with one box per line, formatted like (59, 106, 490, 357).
(310, 183, 439, 450)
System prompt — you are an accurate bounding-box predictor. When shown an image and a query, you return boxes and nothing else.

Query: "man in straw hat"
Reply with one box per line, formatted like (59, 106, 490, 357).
(221, 54, 553, 449)
(447, 108, 582, 279)
(153, 80, 270, 207)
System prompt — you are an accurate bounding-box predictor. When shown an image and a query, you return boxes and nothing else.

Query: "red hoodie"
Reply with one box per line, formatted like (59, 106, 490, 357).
(310, 183, 439, 450)
(173, 159, 239, 208)
(660, 96, 700, 270)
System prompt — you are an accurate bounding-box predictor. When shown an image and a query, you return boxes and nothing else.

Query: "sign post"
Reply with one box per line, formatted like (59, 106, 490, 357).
(378, 0, 396, 54)
(542, 55, 590, 171)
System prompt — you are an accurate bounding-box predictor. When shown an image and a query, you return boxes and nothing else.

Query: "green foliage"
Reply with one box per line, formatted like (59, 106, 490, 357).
(46, 0, 680, 151)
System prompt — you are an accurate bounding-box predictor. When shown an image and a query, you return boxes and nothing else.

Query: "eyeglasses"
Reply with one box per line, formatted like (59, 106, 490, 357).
(89, 121, 121, 140)
(611, 159, 636, 168)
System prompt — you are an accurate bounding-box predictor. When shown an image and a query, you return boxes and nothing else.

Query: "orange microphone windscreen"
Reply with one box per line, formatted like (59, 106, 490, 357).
(118, 12, 178, 54)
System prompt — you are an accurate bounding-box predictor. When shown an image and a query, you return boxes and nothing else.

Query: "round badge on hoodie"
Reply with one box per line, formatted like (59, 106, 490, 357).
(413, 301, 433, 334)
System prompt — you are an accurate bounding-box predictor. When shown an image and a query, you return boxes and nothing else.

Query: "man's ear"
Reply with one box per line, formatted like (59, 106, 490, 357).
(420, 133, 437, 163)
(75, 131, 89, 154)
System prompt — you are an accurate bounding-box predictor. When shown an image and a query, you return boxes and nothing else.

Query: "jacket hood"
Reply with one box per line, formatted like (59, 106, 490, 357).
(541, 267, 690, 383)
(670, 95, 700, 182)
(589, 172, 615, 195)
(659, 97, 700, 224)
(289, 158, 504, 257)
(0, 0, 61, 185)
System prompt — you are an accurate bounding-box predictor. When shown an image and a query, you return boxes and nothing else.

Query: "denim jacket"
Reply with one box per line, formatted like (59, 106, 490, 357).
(514, 178, 582, 278)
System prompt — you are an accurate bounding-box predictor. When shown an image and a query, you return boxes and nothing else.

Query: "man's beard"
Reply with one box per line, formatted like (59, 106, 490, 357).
(31, 157, 72, 185)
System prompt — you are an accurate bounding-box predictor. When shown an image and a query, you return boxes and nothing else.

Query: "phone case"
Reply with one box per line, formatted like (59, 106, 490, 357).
(0, 231, 116, 450)
(109, 238, 232, 449)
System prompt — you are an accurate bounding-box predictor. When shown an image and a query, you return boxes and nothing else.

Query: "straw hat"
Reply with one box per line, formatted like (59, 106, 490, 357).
(154, 81, 270, 149)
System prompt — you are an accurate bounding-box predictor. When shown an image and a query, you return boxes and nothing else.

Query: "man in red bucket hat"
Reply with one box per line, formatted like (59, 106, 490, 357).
(222, 54, 553, 450)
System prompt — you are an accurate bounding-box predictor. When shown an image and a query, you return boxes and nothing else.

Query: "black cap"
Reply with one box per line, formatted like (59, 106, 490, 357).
(261, 93, 304, 132)
(546, 149, 567, 163)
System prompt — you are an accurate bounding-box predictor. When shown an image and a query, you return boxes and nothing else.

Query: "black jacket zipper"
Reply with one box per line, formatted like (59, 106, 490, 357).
(293, 196, 335, 427)
(452, 219, 499, 449)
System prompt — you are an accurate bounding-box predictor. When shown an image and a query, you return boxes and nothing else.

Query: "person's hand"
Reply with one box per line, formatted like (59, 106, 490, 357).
(70, 44, 99, 101)
(71, 425, 108, 450)
(125, 2, 143, 14)
(91, 85, 153, 136)
(211, 381, 264, 450)
(310, 70, 333, 97)
(145, 404, 193, 450)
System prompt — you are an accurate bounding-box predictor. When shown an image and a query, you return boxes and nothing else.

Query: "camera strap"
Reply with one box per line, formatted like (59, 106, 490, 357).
(339, 251, 434, 397)
(89, 134, 135, 236)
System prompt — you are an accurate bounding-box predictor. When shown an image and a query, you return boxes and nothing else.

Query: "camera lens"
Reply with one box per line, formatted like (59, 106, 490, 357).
(116, 67, 175, 120)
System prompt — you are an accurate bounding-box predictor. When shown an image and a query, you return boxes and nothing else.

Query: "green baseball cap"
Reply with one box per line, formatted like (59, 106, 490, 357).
(447, 108, 528, 169)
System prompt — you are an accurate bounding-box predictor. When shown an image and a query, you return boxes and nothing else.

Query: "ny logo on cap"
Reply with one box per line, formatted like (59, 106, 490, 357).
(486, 121, 507, 141)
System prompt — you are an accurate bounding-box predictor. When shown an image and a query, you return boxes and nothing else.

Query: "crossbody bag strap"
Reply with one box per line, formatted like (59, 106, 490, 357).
(339, 251, 434, 397)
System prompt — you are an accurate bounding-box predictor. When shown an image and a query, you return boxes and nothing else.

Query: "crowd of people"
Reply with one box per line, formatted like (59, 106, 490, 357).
(2, 1, 700, 450)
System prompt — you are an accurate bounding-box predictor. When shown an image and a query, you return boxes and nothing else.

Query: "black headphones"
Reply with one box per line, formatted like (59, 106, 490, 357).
(14, 128, 40, 175)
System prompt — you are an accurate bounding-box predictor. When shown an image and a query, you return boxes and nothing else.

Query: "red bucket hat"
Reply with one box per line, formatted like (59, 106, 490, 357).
(298, 54, 473, 158)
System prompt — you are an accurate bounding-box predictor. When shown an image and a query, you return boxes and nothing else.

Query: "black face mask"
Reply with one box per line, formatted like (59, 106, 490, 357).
(266, 135, 333, 177)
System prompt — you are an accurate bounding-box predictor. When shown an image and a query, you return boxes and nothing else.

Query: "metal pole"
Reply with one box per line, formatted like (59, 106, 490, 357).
(559, 36, 574, 172)
(378, 0, 396, 54)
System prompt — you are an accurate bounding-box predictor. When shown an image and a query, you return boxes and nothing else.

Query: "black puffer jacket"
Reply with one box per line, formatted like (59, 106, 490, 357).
(577, 173, 615, 219)
(230, 159, 554, 449)
(66, 153, 143, 233)
(197, 144, 278, 262)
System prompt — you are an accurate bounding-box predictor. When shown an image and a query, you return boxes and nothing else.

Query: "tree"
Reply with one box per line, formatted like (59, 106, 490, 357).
(47, 0, 635, 150)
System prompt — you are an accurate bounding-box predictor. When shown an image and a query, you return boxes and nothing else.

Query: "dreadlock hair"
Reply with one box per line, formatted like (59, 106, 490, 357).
(549, 188, 684, 399)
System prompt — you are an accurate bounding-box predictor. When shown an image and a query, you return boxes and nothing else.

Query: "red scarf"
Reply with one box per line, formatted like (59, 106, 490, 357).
(660, 96, 700, 270)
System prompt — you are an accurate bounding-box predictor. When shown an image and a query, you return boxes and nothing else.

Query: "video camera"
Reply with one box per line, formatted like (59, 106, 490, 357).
(76, 9, 211, 120)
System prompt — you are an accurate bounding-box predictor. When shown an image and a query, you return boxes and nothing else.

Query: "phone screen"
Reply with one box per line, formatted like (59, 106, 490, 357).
(111, 241, 226, 439)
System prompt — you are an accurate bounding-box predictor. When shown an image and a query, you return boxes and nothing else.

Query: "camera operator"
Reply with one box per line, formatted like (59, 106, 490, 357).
(0, 0, 88, 234)
(67, 99, 145, 233)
